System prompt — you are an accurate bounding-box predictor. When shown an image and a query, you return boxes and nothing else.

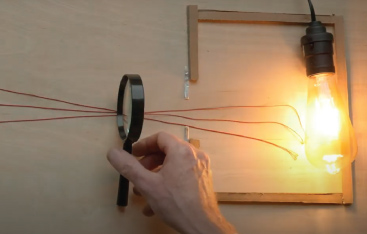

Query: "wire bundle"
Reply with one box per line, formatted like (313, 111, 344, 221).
(0, 88, 303, 159)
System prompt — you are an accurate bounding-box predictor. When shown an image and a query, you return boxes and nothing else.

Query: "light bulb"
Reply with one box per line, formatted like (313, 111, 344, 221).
(305, 73, 357, 174)
(301, 19, 358, 174)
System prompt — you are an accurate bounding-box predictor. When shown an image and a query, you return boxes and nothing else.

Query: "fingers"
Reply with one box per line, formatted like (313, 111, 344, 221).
(132, 187, 154, 217)
(142, 204, 155, 217)
(139, 153, 165, 170)
(133, 188, 155, 217)
(196, 150, 210, 170)
(107, 148, 155, 189)
(132, 188, 155, 217)
(133, 132, 181, 157)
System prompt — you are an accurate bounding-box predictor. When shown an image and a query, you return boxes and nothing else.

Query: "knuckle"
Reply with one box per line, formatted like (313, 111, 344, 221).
(136, 174, 160, 195)
(178, 144, 195, 157)
(116, 160, 133, 175)
(133, 175, 147, 189)
(197, 151, 210, 169)
(129, 168, 150, 189)
(201, 152, 210, 163)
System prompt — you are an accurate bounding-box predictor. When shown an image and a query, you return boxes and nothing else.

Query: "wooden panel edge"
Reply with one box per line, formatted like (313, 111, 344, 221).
(198, 11, 336, 24)
(187, 5, 199, 81)
(216, 193, 344, 204)
(333, 16, 353, 204)
(341, 165, 353, 204)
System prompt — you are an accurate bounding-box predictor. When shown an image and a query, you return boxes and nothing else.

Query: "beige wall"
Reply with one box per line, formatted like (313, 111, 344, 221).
(0, 0, 366, 233)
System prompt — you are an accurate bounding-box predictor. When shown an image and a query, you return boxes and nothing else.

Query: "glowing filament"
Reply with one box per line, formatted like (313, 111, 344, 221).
(313, 98, 341, 138)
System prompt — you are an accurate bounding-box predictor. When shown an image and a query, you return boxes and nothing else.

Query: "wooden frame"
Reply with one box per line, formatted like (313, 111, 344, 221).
(187, 5, 353, 204)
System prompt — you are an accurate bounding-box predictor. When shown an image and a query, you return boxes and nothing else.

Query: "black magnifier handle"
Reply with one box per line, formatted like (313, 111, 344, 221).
(117, 141, 132, 207)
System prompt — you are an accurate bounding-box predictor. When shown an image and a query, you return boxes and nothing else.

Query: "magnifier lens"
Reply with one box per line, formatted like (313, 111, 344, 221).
(116, 74, 144, 207)
(123, 80, 132, 134)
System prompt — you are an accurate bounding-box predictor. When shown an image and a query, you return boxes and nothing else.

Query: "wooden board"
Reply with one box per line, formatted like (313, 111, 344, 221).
(187, 5, 199, 81)
(187, 6, 352, 204)
(0, 1, 366, 234)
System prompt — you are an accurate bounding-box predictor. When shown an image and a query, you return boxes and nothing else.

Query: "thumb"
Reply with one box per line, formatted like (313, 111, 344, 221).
(107, 148, 153, 188)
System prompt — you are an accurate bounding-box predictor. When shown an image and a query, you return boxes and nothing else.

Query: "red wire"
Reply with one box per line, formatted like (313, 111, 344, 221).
(0, 114, 116, 124)
(0, 88, 302, 158)
(0, 106, 303, 143)
(0, 103, 304, 143)
(0, 104, 115, 114)
(0, 88, 303, 133)
(0, 113, 298, 159)
(144, 117, 298, 160)
(0, 88, 116, 112)
(146, 105, 305, 132)
(146, 113, 304, 144)
(0, 104, 304, 143)
(0, 111, 299, 159)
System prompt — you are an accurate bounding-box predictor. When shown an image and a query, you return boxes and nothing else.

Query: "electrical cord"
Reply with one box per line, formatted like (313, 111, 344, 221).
(307, 0, 317, 21)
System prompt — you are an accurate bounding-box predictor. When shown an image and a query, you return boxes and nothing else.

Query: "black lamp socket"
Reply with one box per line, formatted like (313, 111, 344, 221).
(301, 21, 335, 77)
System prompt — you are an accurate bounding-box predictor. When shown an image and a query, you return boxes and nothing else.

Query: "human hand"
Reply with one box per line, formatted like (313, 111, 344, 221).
(107, 132, 236, 234)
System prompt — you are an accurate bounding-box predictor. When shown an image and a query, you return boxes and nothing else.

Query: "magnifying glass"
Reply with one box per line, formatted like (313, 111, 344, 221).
(116, 74, 144, 207)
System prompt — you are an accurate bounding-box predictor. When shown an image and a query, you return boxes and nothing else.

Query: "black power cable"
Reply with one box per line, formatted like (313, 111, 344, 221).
(307, 0, 317, 21)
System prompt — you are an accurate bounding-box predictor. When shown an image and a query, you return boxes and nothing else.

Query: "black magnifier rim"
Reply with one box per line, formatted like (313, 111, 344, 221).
(117, 74, 144, 143)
